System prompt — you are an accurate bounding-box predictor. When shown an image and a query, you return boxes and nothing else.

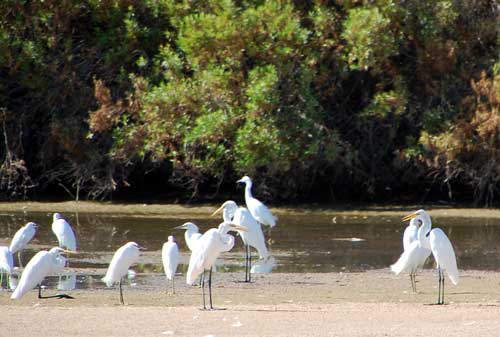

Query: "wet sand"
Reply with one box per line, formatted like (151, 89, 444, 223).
(2, 269, 500, 336)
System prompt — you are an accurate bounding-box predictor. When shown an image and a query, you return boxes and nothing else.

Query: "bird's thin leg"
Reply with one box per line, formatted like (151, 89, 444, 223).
(248, 246, 252, 283)
(245, 245, 249, 282)
(208, 267, 213, 309)
(6, 274, 10, 290)
(413, 273, 418, 293)
(0, 271, 3, 288)
(172, 277, 175, 295)
(17, 252, 22, 268)
(119, 279, 124, 305)
(38, 284, 42, 298)
(441, 271, 445, 305)
(36, 284, 73, 299)
(201, 270, 206, 310)
(437, 267, 442, 305)
(409, 273, 414, 293)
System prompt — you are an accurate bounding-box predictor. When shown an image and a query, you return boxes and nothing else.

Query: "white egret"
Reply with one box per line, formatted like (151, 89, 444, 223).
(102, 241, 144, 305)
(174, 222, 202, 252)
(186, 222, 248, 309)
(391, 217, 431, 293)
(51, 213, 77, 251)
(212, 200, 269, 282)
(0, 246, 13, 288)
(162, 235, 179, 294)
(402, 209, 459, 304)
(11, 247, 75, 300)
(237, 176, 277, 232)
(9, 222, 37, 267)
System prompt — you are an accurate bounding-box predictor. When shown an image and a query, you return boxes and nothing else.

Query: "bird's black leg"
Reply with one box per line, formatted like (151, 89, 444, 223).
(38, 284, 74, 299)
(248, 246, 252, 283)
(437, 267, 442, 305)
(441, 271, 445, 305)
(201, 270, 206, 310)
(244, 245, 249, 282)
(17, 252, 22, 268)
(208, 267, 213, 309)
(119, 279, 124, 305)
(172, 277, 175, 295)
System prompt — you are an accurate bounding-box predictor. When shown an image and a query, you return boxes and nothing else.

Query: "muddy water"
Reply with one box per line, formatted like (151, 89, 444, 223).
(0, 209, 499, 290)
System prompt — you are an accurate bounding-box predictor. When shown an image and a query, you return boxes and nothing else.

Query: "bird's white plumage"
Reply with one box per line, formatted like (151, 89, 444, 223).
(9, 222, 37, 254)
(0, 246, 13, 274)
(186, 222, 236, 285)
(51, 213, 77, 251)
(237, 176, 277, 228)
(102, 242, 140, 287)
(429, 228, 459, 285)
(11, 247, 66, 299)
(162, 236, 179, 280)
(177, 222, 202, 252)
(402, 218, 419, 252)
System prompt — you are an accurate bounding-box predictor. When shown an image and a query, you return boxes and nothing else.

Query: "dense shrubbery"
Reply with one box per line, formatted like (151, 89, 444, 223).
(1, 0, 500, 205)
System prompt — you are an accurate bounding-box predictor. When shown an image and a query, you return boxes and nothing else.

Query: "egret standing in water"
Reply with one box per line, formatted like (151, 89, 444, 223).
(9, 222, 37, 267)
(187, 222, 248, 310)
(52, 213, 77, 252)
(237, 176, 277, 235)
(391, 217, 431, 293)
(11, 247, 75, 300)
(399, 210, 459, 304)
(212, 200, 269, 282)
(162, 235, 179, 294)
(102, 242, 143, 305)
(0, 246, 13, 288)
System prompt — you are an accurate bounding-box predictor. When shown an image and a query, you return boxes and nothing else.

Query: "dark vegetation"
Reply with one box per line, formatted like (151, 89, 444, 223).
(1, 0, 500, 205)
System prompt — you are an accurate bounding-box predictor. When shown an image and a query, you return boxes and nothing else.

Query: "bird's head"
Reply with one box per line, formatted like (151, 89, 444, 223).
(53, 213, 62, 221)
(402, 209, 430, 224)
(211, 200, 238, 217)
(174, 222, 198, 231)
(168, 235, 176, 243)
(236, 176, 252, 185)
(128, 241, 147, 251)
(26, 221, 38, 229)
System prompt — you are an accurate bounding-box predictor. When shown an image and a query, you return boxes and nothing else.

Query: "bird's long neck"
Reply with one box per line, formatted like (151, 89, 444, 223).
(244, 181, 253, 201)
(417, 214, 432, 247)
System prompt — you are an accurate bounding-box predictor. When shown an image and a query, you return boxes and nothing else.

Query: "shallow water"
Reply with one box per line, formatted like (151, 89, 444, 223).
(0, 209, 499, 291)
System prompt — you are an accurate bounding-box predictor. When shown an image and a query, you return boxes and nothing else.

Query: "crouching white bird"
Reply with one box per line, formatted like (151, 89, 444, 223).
(52, 213, 77, 251)
(162, 235, 179, 294)
(186, 222, 248, 309)
(237, 176, 277, 233)
(11, 247, 75, 300)
(9, 222, 37, 267)
(212, 200, 269, 282)
(0, 246, 13, 288)
(102, 242, 143, 305)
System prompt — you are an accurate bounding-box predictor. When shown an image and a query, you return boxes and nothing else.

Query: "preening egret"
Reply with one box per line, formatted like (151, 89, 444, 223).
(237, 176, 277, 232)
(52, 213, 77, 251)
(162, 235, 179, 294)
(212, 200, 269, 282)
(391, 217, 431, 293)
(402, 210, 459, 304)
(186, 222, 248, 309)
(9, 222, 37, 267)
(174, 222, 202, 252)
(102, 242, 144, 305)
(0, 246, 13, 288)
(11, 247, 75, 300)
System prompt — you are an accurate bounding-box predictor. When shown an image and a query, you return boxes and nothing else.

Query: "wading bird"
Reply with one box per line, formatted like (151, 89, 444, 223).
(237, 176, 277, 233)
(212, 200, 269, 282)
(0, 246, 13, 288)
(11, 247, 75, 300)
(186, 222, 248, 310)
(9, 222, 37, 267)
(102, 242, 143, 305)
(175, 222, 202, 252)
(162, 235, 179, 294)
(52, 213, 77, 252)
(401, 210, 458, 304)
(391, 217, 431, 293)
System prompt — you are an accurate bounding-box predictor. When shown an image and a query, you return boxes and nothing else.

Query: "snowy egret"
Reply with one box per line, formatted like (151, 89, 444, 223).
(186, 222, 248, 309)
(237, 176, 277, 232)
(9, 222, 37, 267)
(0, 246, 13, 288)
(52, 213, 77, 251)
(402, 210, 459, 304)
(11, 247, 75, 300)
(391, 217, 431, 293)
(212, 200, 269, 282)
(102, 242, 144, 305)
(174, 222, 202, 252)
(162, 235, 179, 294)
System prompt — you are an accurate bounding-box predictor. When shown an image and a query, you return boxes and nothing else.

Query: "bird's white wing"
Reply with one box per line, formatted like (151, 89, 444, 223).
(162, 242, 179, 280)
(430, 228, 459, 285)
(11, 251, 51, 299)
(185, 232, 202, 252)
(186, 229, 221, 285)
(102, 245, 139, 287)
(248, 198, 277, 227)
(9, 225, 36, 254)
(0, 246, 13, 274)
(402, 224, 418, 251)
(52, 219, 77, 250)
(235, 208, 269, 259)
(390, 241, 422, 275)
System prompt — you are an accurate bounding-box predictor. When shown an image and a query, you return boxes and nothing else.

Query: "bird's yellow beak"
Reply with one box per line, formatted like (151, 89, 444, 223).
(211, 205, 224, 217)
(63, 250, 77, 254)
(402, 212, 418, 222)
(230, 224, 248, 232)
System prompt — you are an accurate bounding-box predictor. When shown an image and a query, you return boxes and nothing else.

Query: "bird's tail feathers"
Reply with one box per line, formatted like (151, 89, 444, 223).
(390, 251, 411, 275)
(101, 276, 114, 287)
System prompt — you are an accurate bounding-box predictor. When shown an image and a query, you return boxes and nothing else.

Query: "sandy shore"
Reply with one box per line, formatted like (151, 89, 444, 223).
(2, 269, 500, 336)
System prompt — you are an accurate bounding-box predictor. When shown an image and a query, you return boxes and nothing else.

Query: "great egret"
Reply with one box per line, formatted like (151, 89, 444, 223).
(186, 222, 248, 309)
(237, 176, 277, 232)
(402, 209, 459, 304)
(212, 200, 269, 282)
(102, 241, 144, 305)
(9, 222, 37, 267)
(174, 222, 202, 251)
(11, 247, 75, 300)
(0, 246, 13, 288)
(391, 217, 431, 292)
(52, 213, 77, 251)
(162, 235, 179, 294)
